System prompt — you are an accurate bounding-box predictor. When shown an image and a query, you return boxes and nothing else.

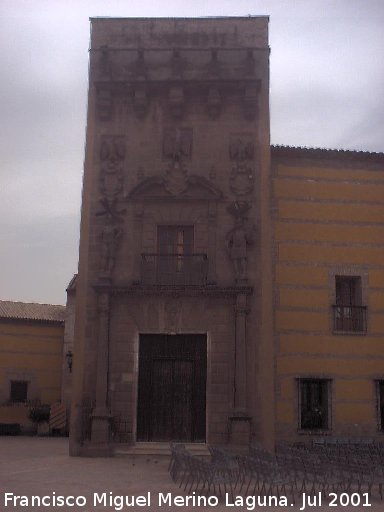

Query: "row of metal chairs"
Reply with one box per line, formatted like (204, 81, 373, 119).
(168, 443, 235, 499)
(169, 442, 384, 500)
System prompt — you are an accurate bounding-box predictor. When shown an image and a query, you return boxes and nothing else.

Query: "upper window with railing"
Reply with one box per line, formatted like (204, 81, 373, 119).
(332, 275, 367, 333)
(141, 225, 208, 286)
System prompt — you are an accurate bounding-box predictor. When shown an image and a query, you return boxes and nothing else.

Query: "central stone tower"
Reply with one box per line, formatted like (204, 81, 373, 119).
(70, 16, 274, 456)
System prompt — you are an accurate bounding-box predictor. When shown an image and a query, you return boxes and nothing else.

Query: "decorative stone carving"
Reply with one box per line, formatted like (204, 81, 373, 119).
(206, 87, 222, 119)
(207, 49, 221, 77)
(226, 217, 256, 282)
(244, 49, 256, 76)
(170, 50, 187, 78)
(163, 128, 192, 161)
(229, 135, 255, 196)
(227, 200, 252, 222)
(133, 87, 148, 118)
(131, 49, 148, 80)
(163, 160, 188, 196)
(229, 137, 255, 162)
(96, 88, 113, 122)
(97, 136, 126, 220)
(161, 127, 192, 195)
(168, 86, 185, 119)
(100, 217, 122, 277)
(100, 136, 126, 163)
(230, 167, 254, 196)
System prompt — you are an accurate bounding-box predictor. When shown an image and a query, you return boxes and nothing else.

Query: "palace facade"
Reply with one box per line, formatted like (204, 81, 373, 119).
(69, 16, 384, 456)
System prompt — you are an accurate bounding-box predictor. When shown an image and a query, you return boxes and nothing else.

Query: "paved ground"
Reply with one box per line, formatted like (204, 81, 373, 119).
(0, 437, 383, 511)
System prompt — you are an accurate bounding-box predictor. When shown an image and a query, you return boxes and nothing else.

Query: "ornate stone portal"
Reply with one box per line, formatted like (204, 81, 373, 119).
(71, 17, 273, 456)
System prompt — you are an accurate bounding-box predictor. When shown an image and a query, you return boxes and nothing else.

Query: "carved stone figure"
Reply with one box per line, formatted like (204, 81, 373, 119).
(97, 136, 126, 219)
(226, 218, 255, 281)
(100, 220, 122, 276)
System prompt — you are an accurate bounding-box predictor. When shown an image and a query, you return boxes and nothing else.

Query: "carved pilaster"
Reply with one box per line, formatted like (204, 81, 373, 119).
(91, 291, 112, 447)
(234, 293, 249, 413)
(229, 292, 251, 445)
(207, 201, 217, 284)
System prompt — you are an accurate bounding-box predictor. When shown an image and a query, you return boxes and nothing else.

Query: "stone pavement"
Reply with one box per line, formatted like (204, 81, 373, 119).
(0, 437, 383, 512)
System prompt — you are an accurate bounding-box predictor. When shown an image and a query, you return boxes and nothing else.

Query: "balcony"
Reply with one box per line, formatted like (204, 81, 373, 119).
(141, 254, 208, 286)
(332, 305, 367, 333)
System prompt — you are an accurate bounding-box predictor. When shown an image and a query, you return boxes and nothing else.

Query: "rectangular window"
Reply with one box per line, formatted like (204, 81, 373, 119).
(299, 378, 330, 430)
(141, 225, 207, 286)
(10, 380, 28, 403)
(157, 225, 194, 255)
(377, 380, 384, 431)
(156, 226, 194, 284)
(333, 276, 366, 332)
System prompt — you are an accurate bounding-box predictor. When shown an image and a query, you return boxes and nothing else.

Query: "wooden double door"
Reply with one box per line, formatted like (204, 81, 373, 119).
(137, 334, 207, 442)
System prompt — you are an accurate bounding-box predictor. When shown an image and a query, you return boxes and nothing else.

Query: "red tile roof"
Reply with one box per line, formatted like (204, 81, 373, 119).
(0, 300, 65, 323)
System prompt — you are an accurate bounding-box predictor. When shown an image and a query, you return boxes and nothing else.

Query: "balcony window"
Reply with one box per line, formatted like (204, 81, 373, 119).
(141, 225, 208, 285)
(333, 276, 367, 333)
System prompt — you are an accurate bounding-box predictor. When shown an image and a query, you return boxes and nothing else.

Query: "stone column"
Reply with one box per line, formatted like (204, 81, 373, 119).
(207, 201, 217, 284)
(90, 290, 112, 454)
(229, 291, 252, 444)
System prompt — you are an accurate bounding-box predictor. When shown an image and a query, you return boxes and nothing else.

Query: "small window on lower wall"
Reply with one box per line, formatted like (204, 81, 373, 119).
(377, 380, 384, 431)
(298, 378, 331, 431)
(10, 380, 29, 403)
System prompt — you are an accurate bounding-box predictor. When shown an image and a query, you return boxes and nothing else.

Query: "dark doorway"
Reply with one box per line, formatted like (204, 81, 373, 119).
(137, 334, 206, 442)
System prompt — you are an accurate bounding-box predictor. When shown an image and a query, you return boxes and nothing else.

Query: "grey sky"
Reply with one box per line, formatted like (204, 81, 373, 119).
(0, 0, 383, 305)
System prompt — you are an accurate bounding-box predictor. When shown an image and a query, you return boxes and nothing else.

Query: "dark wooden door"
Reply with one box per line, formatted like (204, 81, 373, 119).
(137, 334, 206, 442)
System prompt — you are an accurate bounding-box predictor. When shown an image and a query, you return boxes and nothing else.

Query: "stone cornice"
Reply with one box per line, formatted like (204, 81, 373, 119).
(93, 282, 253, 298)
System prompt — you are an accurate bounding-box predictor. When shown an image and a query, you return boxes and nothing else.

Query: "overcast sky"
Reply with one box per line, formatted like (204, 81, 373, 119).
(1, 0, 383, 305)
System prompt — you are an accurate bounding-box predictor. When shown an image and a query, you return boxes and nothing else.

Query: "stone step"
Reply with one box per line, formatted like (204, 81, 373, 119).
(114, 442, 210, 458)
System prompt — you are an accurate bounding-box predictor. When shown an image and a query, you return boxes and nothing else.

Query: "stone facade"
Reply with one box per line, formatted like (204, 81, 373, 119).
(70, 16, 274, 456)
(70, 16, 384, 456)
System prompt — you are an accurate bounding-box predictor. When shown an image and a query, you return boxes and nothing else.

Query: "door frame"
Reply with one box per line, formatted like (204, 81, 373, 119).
(134, 332, 208, 443)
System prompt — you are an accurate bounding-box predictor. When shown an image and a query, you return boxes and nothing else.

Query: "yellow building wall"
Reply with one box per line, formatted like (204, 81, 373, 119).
(0, 319, 64, 431)
(273, 152, 384, 442)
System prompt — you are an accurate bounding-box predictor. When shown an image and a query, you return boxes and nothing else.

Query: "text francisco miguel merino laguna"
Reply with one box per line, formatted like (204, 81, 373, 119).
(3, 491, 372, 510)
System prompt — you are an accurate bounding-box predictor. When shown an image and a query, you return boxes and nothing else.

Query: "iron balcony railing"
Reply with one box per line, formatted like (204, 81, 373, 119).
(141, 253, 208, 286)
(332, 305, 367, 333)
